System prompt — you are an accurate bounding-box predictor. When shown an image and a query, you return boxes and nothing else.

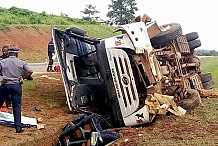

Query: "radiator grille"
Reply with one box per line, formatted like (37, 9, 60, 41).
(108, 49, 139, 117)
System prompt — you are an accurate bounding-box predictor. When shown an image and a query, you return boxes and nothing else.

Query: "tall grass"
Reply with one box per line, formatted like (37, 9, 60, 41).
(200, 56, 218, 88)
(0, 6, 101, 29)
(0, 23, 9, 30)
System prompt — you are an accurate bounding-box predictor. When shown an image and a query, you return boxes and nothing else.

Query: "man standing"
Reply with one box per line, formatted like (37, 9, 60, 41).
(47, 38, 55, 72)
(0, 45, 9, 59)
(0, 45, 12, 108)
(0, 47, 33, 133)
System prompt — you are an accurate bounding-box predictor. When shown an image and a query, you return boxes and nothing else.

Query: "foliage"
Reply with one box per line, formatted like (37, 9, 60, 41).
(80, 4, 100, 20)
(107, 0, 138, 25)
(195, 49, 218, 56)
(0, 6, 100, 26)
(200, 56, 218, 88)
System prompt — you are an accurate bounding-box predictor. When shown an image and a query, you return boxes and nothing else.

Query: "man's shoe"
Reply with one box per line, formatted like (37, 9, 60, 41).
(6, 102, 12, 109)
(16, 129, 24, 133)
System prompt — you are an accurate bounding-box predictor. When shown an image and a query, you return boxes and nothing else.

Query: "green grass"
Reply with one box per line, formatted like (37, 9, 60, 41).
(200, 56, 218, 88)
(76, 24, 119, 39)
(22, 79, 37, 90)
(22, 74, 66, 108)
(15, 25, 29, 29)
(187, 98, 218, 122)
(0, 23, 9, 30)
(19, 48, 48, 63)
(52, 24, 119, 39)
(0, 7, 105, 30)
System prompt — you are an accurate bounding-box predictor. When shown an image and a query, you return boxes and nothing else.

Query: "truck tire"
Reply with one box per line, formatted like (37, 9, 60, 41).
(151, 23, 182, 47)
(178, 89, 201, 112)
(202, 80, 214, 89)
(188, 39, 201, 50)
(185, 32, 199, 42)
(66, 27, 86, 36)
(200, 73, 212, 83)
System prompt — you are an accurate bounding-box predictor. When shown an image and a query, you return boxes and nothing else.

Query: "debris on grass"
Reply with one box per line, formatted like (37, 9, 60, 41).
(0, 111, 37, 128)
(199, 89, 218, 98)
(55, 114, 120, 146)
(37, 123, 46, 130)
(145, 93, 186, 116)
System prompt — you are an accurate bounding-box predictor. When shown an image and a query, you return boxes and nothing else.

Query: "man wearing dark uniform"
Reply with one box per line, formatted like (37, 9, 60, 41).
(0, 45, 12, 108)
(0, 47, 33, 133)
(47, 39, 55, 72)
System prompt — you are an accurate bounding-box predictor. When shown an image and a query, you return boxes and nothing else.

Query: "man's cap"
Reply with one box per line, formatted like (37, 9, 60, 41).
(8, 47, 20, 53)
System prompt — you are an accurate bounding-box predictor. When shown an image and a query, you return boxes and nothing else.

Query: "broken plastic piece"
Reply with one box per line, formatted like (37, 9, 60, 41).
(145, 93, 186, 116)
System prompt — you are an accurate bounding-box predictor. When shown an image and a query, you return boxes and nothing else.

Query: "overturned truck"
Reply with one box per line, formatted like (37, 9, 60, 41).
(52, 19, 211, 127)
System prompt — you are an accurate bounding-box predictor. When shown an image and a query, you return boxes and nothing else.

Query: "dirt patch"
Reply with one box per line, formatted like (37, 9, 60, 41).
(0, 26, 52, 62)
(198, 89, 218, 98)
(0, 73, 75, 146)
(0, 26, 51, 49)
(1, 73, 218, 146)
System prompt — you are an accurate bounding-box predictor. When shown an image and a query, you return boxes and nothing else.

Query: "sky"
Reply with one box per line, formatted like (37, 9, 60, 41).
(1, 0, 218, 51)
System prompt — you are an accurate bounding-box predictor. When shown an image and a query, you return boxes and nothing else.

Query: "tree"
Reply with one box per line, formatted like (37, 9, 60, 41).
(209, 50, 218, 56)
(107, 0, 138, 25)
(80, 4, 100, 20)
(195, 49, 218, 56)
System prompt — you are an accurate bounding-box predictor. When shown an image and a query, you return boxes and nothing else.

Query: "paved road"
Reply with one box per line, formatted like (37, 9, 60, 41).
(29, 62, 59, 74)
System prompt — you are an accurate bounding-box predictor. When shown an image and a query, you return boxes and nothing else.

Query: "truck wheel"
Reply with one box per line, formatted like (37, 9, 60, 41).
(185, 32, 199, 42)
(202, 80, 214, 89)
(200, 73, 212, 83)
(66, 27, 86, 36)
(188, 39, 201, 50)
(178, 89, 201, 112)
(151, 23, 182, 47)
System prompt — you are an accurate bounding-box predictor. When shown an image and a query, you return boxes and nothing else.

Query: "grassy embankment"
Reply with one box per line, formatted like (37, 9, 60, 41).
(200, 56, 218, 88)
(0, 7, 119, 62)
(0, 6, 117, 38)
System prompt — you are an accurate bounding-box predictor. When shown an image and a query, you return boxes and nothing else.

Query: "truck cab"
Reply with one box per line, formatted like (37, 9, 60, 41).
(52, 21, 203, 127)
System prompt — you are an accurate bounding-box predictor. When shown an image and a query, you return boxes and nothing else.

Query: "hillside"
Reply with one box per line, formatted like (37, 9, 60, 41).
(0, 26, 51, 62)
(0, 6, 95, 25)
(0, 7, 118, 62)
(0, 24, 117, 62)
